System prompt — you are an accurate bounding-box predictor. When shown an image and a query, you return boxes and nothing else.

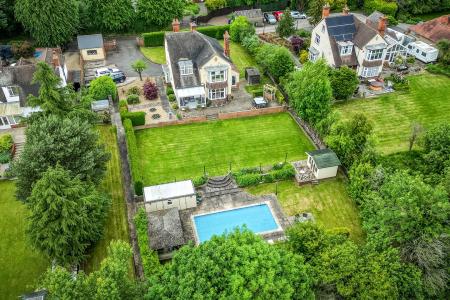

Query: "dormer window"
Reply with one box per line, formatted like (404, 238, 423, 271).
(337, 41, 353, 56)
(178, 59, 193, 75)
(7, 86, 19, 97)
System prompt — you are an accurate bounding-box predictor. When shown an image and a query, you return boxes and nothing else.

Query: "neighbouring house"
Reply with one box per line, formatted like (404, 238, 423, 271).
(306, 149, 341, 180)
(148, 207, 185, 256)
(163, 21, 240, 109)
(143, 180, 196, 212)
(235, 9, 264, 26)
(309, 4, 388, 78)
(410, 15, 450, 43)
(34, 47, 69, 87)
(77, 34, 105, 64)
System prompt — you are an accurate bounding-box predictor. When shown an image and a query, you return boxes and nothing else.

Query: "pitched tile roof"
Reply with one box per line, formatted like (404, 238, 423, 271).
(0, 64, 39, 107)
(148, 208, 185, 251)
(410, 15, 450, 43)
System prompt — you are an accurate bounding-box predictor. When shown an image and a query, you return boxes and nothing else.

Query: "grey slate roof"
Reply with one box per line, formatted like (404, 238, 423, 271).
(148, 208, 185, 251)
(366, 11, 384, 28)
(165, 31, 232, 89)
(307, 149, 341, 169)
(0, 64, 39, 106)
(77, 34, 104, 49)
(235, 9, 263, 20)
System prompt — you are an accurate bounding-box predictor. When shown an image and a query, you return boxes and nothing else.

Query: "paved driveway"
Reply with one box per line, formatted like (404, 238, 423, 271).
(106, 37, 163, 77)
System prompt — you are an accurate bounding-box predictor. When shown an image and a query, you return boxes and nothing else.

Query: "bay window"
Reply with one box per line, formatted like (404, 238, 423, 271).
(208, 70, 226, 82)
(366, 49, 384, 61)
(361, 67, 379, 77)
(209, 88, 226, 100)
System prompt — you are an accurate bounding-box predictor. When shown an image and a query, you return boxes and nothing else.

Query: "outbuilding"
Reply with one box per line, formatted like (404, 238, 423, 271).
(77, 34, 105, 63)
(144, 180, 196, 212)
(148, 208, 185, 255)
(245, 67, 261, 85)
(235, 9, 264, 27)
(407, 41, 439, 63)
(306, 149, 341, 180)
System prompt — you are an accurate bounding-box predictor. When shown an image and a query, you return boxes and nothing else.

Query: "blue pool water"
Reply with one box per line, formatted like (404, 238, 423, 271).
(193, 204, 279, 243)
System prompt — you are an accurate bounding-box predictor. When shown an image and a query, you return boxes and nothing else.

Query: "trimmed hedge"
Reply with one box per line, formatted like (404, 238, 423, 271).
(168, 94, 176, 102)
(134, 208, 160, 278)
(142, 25, 230, 47)
(123, 119, 143, 195)
(127, 94, 140, 104)
(193, 175, 208, 187)
(121, 111, 146, 126)
(233, 163, 295, 187)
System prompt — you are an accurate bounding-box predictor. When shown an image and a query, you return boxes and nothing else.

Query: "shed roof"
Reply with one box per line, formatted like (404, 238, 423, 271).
(245, 67, 260, 76)
(148, 208, 185, 250)
(77, 34, 104, 49)
(307, 149, 341, 169)
(91, 100, 109, 111)
(235, 9, 263, 19)
(144, 180, 195, 202)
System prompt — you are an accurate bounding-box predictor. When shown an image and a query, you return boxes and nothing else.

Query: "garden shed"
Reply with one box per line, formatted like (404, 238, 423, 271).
(235, 9, 264, 26)
(144, 180, 196, 212)
(245, 68, 261, 85)
(148, 208, 185, 254)
(91, 99, 109, 112)
(306, 149, 341, 180)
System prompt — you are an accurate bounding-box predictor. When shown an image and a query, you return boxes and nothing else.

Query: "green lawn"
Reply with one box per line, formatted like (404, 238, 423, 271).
(140, 47, 166, 65)
(82, 126, 130, 273)
(135, 113, 314, 185)
(246, 175, 364, 242)
(0, 181, 49, 299)
(335, 73, 450, 154)
(219, 40, 259, 77)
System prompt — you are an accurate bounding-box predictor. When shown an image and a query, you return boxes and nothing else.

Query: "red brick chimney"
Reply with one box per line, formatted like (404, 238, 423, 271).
(172, 18, 180, 32)
(322, 3, 330, 19)
(378, 16, 387, 37)
(223, 31, 230, 57)
(343, 5, 350, 15)
(52, 49, 60, 67)
(190, 21, 197, 32)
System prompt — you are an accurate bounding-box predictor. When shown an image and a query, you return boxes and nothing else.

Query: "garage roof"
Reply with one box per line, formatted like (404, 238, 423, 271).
(144, 180, 195, 202)
(77, 34, 103, 49)
(306, 149, 341, 169)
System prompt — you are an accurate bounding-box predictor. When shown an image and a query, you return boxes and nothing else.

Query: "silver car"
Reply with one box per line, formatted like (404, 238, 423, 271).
(263, 13, 277, 24)
(291, 11, 307, 19)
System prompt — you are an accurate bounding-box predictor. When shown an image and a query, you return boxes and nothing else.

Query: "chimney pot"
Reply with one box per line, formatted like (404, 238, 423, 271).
(190, 22, 197, 32)
(322, 3, 330, 19)
(172, 18, 180, 32)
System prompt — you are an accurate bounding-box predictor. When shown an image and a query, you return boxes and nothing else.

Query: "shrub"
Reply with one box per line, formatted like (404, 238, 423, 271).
(143, 80, 158, 100)
(406, 56, 415, 64)
(11, 40, 35, 59)
(193, 175, 208, 187)
(426, 63, 450, 77)
(235, 173, 262, 187)
(296, 29, 311, 38)
(257, 44, 295, 82)
(270, 163, 295, 181)
(121, 111, 146, 126)
(276, 90, 285, 104)
(172, 103, 179, 110)
(127, 94, 140, 105)
(134, 181, 143, 196)
(386, 15, 398, 26)
(299, 50, 309, 64)
(134, 208, 160, 277)
(142, 31, 165, 47)
(230, 16, 255, 43)
(0, 134, 13, 153)
(242, 34, 261, 55)
(166, 86, 174, 95)
(127, 86, 141, 96)
(123, 119, 143, 191)
(89, 76, 117, 100)
(0, 151, 11, 164)
(168, 94, 176, 102)
(119, 99, 128, 114)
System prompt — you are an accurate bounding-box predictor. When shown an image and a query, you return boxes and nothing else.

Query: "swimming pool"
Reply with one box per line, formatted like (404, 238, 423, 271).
(193, 203, 281, 243)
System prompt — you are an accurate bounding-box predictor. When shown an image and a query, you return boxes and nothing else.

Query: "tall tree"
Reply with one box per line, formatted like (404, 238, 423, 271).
(27, 165, 110, 265)
(39, 240, 144, 298)
(0, 0, 7, 30)
(88, 0, 134, 32)
(326, 113, 373, 168)
(147, 229, 314, 299)
(229, 16, 255, 43)
(136, 0, 185, 28)
(285, 59, 332, 126)
(15, 0, 79, 46)
(27, 61, 74, 115)
(256, 44, 295, 81)
(276, 8, 295, 38)
(420, 123, 450, 175)
(13, 115, 110, 201)
(307, 0, 327, 25)
(329, 66, 359, 100)
(131, 59, 147, 81)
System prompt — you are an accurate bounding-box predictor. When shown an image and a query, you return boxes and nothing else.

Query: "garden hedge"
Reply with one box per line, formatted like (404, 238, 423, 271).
(134, 208, 160, 277)
(120, 111, 146, 126)
(233, 163, 295, 187)
(123, 119, 143, 195)
(142, 25, 230, 47)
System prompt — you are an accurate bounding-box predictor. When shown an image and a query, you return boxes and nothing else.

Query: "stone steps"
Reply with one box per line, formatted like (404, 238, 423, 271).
(204, 187, 241, 199)
(13, 142, 24, 160)
(206, 113, 218, 121)
(206, 175, 233, 189)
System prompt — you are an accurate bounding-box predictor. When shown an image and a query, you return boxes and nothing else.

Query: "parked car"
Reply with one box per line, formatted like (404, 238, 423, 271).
(272, 11, 283, 21)
(109, 71, 126, 83)
(291, 11, 307, 19)
(263, 12, 277, 24)
(95, 67, 111, 77)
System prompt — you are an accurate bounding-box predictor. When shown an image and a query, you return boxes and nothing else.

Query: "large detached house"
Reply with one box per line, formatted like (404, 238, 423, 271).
(163, 21, 239, 109)
(309, 4, 388, 78)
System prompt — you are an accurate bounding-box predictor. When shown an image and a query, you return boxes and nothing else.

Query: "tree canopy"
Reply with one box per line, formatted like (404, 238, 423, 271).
(285, 59, 332, 126)
(15, 0, 79, 46)
(13, 115, 110, 200)
(147, 229, 314, 299)
(256, 44, 295, 82)
(136, 0, 185, 28)
(276, 8, 295, 38)
(27, 165, 110, 265)
(131, 60, 147, 81)
(329, 66, 359, 100)
(88, 0, 134, 32)
(229, 16, 255, 43)
(89, 76, 117, 100)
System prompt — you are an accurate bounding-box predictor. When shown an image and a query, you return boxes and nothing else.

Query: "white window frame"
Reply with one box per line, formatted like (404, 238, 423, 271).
(340, 45, 352, 56)
(315, 34, 320, 45)
(208, 70, 226, 82)
(309, 52, 318, 62)
(208, 88, 226, 100)
(87, 49, 98, 55)
(361, 67, 379, 78)
(180, 63, 193, 76)
(6, 86, 19, 97)
(366, 49, 384, 61)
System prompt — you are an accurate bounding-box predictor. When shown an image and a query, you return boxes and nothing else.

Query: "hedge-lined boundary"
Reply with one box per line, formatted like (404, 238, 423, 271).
(124, 119, 143, 195)
(142, 25, 230, 47)
(134, 208, 160, 278)
(232, 162, 295, 187)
